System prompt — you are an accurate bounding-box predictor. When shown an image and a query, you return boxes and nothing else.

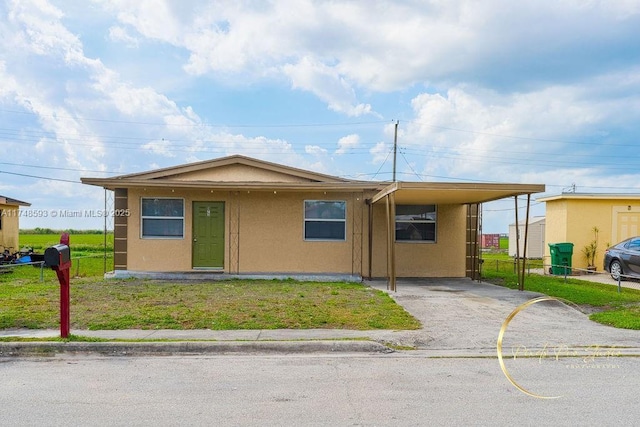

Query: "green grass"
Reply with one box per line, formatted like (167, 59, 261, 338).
(18, 232, 113, 253)
(481, 253, 640, 329)
(0, 276, 420, 331)
(1, 232, 420, 332)
(499, 236, 508, 250)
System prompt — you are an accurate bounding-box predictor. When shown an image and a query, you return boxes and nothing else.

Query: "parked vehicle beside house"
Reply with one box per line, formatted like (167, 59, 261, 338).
(603, 236, 640, 280)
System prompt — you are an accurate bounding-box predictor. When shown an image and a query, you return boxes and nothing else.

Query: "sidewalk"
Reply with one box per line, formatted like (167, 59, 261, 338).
(2, 278, 639, 357)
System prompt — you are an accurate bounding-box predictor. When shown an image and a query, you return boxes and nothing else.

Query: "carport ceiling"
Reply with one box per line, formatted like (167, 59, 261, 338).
(371, 182, 546, 205)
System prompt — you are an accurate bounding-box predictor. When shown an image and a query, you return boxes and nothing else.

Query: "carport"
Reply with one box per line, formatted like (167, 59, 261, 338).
(369, 181, 546, 291)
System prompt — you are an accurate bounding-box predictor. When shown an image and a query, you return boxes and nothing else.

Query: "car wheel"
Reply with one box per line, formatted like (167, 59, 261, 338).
(609, 260, 623, 281)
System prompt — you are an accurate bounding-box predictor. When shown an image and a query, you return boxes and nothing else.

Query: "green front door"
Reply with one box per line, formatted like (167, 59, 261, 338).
(192, 202, 225, 268)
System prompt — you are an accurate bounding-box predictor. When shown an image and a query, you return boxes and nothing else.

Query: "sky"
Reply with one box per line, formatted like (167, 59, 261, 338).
(1, 0, 640, 233)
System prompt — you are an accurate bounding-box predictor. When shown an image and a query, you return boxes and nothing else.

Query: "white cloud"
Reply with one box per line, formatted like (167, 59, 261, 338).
(370, 141, 389, 165)
(305, 145, 328, 156)
(283, 57, 372, 117)
(108, 26, 139, 47)
(92, 0, 640, 116)
(335, 134, 360, 155)
(142, 139, 175, 157)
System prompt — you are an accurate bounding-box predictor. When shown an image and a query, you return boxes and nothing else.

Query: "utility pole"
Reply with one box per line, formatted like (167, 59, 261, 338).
(392, 120, 398, 182)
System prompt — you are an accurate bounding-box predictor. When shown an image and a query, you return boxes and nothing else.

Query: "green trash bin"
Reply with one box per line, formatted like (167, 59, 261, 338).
(548, 243, 574, 275)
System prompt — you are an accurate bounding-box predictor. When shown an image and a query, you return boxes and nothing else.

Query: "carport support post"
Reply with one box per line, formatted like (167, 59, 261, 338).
(512, 195, 532, 291)
(367, 199, 373, 280)
(520, 194, 531, 291)
(385, 194, 397, 292)
(389, 193, 396, 292)
(514, 197, 521, 289)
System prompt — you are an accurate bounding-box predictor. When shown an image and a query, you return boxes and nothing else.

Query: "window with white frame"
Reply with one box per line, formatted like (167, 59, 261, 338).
(141, 198, 184, 238)
(304, 200, 346, 241)
(395, 204, 436, 242)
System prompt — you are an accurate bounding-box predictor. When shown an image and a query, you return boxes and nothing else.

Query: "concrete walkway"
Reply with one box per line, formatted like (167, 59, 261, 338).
(2, 278, 639, 356)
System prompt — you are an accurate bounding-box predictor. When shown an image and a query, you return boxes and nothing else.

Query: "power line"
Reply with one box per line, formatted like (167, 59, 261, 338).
(370, 148, 394, 181)
(400, 152, 423, 182)
(0, 170, 81, 184)
(0, 162, 120, 174)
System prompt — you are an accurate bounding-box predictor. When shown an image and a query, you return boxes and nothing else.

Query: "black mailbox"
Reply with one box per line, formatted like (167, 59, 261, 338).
(44, 244, 71, 267)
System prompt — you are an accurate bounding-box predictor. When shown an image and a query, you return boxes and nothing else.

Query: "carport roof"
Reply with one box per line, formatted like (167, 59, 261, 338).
(371, 182, 546, 205)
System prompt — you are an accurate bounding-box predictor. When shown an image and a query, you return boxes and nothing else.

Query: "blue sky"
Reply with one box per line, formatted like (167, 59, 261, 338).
(1, 0, 640, 233)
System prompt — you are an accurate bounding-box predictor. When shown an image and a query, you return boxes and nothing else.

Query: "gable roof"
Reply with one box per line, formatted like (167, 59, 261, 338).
(0, 195, 31, 207)
(112, 154, 352, 182)
(81, 154, 545, 202)
(81, 154, 377, 191)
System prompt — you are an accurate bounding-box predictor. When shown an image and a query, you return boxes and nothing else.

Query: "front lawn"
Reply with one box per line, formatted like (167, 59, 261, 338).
(0, 277, 421, 331)
(482, 253, 640, 329)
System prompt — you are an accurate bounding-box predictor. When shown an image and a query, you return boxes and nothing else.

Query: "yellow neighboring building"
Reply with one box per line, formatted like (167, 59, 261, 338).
(0, 195, 31, 253)
(82, 155, 544, 282)
(539, 193, 640, 272)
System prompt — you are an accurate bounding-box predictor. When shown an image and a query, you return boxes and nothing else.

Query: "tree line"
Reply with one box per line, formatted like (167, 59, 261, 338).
(20, 228, 113, 235)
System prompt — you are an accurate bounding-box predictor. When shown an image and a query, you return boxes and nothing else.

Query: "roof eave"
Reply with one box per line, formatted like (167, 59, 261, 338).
(0, 196, 31, 207)
(371, 182, 546, 205)
(80, 178, 382, 192)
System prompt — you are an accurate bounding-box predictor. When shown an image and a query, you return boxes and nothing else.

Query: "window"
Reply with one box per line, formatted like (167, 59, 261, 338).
(626, 238, 640, 252)
(0, 209, 2, 230)
(304, 200, 346, 241)
(395, 205, 436, 242)
(141, 198, 184, 238)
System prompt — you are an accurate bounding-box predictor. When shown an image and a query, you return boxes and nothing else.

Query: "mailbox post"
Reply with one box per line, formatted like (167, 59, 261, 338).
(44, 233, 72, 338)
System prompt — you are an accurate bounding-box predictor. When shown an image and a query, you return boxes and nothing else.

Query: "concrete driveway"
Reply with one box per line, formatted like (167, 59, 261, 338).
(368, 278, 640, 355)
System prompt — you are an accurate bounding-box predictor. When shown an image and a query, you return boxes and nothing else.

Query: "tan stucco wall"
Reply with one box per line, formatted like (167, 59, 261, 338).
(0, 204, 20, 251)
(544, 200, 567, 260)
(236, 191, 359, 274)
(123, 189, 470, 277)
(125, 189, 361, 274)
(126, 189, 195, 271)
(370, 203, 468, 278)
(544, 198, 640, 270)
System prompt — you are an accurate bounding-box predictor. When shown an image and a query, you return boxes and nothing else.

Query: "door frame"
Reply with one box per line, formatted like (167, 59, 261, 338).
(192, 201, 225, 269)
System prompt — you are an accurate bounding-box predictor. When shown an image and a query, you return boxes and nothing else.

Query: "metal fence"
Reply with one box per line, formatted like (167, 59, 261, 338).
(0, 253, 113, 281)
(485, 257, 640, 292)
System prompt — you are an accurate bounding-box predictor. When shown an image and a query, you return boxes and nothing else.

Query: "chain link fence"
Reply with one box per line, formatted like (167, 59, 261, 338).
(0, 253, 113, 281)
(484, 256, 640, 292)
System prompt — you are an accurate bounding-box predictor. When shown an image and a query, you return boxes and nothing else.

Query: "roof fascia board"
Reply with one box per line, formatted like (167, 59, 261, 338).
(371, 182, 545, 205)
(0, 196, 31, 206)
(80, 178, 381, 192)
(370, 182, 399, 204)
(538, 193, 640, 202)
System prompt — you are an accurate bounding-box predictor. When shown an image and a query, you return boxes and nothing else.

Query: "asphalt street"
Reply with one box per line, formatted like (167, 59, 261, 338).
(1, 353, 638, 426)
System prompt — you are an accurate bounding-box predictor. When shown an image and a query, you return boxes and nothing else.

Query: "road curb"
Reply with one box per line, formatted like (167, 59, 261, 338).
(0, 340, 393, 357)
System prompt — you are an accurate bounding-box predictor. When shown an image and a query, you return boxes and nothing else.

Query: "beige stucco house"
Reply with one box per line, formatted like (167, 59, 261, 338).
(82, 155, 544, 285)
(539, 193, 640, 272)
(0, 195, 30, 253)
